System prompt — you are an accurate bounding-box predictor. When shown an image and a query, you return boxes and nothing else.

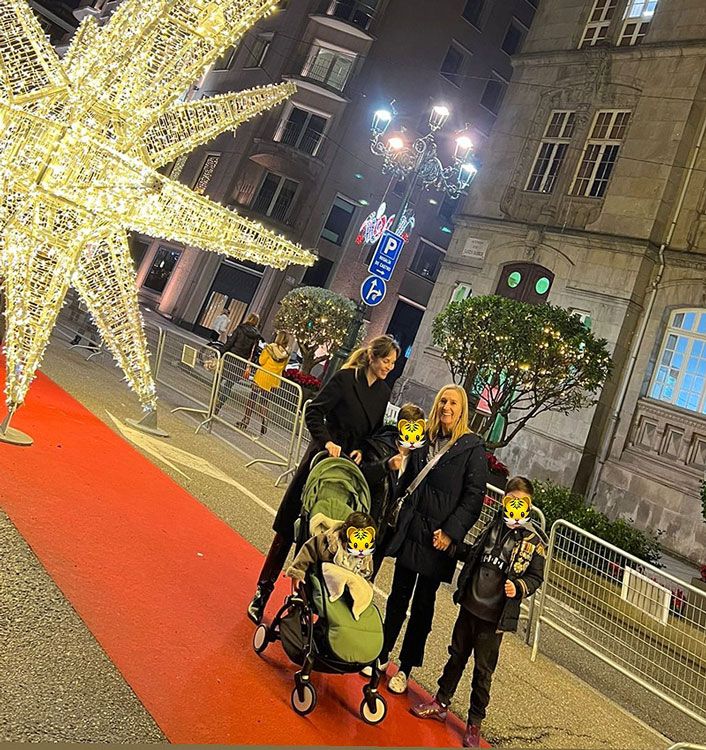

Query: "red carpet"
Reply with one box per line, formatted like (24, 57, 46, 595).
(0, 370, 486, 746)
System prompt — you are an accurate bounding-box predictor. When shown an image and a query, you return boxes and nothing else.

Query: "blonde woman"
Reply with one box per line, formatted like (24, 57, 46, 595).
(374, 385, 487, 694)
(247, 334, 400, 624)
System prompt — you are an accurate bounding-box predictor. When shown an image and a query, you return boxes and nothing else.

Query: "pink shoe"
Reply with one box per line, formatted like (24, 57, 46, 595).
(462, 723, 482, 748)
(410, 697, 448, 722)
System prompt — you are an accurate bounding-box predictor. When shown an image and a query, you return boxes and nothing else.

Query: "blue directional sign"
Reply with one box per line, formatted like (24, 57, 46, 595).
(368, 229, 405, 282)
(360, 275, 387, 306)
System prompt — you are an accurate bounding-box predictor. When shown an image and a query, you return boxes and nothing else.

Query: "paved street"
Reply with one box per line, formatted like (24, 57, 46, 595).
(0, 324, 704, 746)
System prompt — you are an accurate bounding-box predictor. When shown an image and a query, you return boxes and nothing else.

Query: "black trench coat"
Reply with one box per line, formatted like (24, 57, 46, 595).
(386, 433, 487, 583)
(272, 367, 391, 538)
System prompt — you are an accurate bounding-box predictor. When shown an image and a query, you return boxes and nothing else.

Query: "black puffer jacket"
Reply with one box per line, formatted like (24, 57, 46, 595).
(387, 433, 487, 583)
(360, 425, 399, 525)
(224, 323, 261, 360)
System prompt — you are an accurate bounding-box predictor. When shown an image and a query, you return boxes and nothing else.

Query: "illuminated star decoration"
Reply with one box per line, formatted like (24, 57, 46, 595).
(0, 0, 313, 432)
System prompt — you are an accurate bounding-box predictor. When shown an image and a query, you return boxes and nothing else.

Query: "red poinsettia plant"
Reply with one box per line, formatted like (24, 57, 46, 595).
(486, 451, 509, 477)
(284, 368, 322, 391)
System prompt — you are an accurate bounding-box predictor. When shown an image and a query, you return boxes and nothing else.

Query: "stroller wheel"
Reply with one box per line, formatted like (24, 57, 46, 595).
(291, 682, 317, 716)
(360, 693, 387, 725)
(252, 624, 269, 654)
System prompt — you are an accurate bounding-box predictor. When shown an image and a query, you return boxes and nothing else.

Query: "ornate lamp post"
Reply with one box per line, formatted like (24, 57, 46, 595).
(324, 103, 478, 381)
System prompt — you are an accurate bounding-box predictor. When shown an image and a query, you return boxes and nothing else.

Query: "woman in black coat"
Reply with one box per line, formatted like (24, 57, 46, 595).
(247, 334, 400, 624)
(374, 384, 487, 694)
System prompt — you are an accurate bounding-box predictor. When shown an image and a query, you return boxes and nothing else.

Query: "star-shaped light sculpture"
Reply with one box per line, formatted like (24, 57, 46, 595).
(0, 0, 313, 445)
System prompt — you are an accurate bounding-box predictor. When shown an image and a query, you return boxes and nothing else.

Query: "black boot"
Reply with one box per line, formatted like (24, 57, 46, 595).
(247, 582, 274, 624)
(70, 335, 81, 346)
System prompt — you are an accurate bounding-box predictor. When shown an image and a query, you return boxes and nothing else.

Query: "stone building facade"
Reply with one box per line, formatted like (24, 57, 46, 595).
(399, 0, 706, 559)
(112, 0, 536, 384)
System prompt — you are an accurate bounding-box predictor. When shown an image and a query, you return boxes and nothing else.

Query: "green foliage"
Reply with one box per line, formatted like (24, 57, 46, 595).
(533, 480, 662, 566)
(432, 295, 613, 448)
(275, 287, 362, 374)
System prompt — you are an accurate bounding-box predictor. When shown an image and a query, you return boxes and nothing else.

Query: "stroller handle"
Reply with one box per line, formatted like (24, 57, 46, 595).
(309, 449, 356, 472)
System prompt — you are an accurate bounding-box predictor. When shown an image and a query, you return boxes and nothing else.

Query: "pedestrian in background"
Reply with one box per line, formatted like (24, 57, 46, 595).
(410, 476, 547, 748)
(237, 330, 290, 436)
(214, 312, 262, 414)
(247, 334, 400, 624)
(373, 384, 487, 695)
(210, 307, 230, 343)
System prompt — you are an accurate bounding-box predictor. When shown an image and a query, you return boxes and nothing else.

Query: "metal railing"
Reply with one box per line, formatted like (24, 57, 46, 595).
(201, 352, 304, 473)
(531, 520, 706, 728)
(316, 0, 376, 31)
(54, 296, 105, 360)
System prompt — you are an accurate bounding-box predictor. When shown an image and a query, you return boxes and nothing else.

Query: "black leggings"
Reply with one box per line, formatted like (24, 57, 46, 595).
(380, 562, 441, 672)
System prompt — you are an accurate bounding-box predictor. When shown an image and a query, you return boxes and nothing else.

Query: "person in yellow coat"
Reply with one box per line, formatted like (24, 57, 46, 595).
(237, 330, 290, 436)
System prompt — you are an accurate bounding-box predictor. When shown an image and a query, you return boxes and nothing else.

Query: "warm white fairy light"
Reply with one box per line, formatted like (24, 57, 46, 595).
(0, 0, 312, 415)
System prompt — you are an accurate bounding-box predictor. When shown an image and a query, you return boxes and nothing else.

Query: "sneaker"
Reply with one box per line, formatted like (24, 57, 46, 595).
(387, 670, 408, 694)
(410, 697, 447, 722)
(462, 723, 482, 748)
(360, 658, 389, 677)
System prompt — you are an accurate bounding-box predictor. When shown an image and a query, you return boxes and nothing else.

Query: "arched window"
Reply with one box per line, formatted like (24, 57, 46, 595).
(650, 309, 706, 414)
(496, 262, 554, 304)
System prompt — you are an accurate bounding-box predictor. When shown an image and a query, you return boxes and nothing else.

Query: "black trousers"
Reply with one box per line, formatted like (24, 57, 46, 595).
(436, 606, 503, 725)
(380, 563, 441, 670)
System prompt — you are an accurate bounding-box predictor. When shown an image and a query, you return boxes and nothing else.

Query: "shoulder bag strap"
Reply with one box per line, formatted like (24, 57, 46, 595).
(402, 438, 456, 499)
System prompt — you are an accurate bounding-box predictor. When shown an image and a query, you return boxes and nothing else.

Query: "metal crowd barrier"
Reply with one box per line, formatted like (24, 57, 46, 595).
(531, 520, 706, 728)
(154, 328, 220, 420)
(667, 744, 706, 750)
(275, 397, 313, 486)
(201, 351, 304, 473)
(54, 297, 105, 360)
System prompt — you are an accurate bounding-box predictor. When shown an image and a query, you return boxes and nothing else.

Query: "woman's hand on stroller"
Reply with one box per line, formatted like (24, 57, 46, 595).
(349, 449, 363, 465)
(325, 441, 342, 458)
(432, 529, 452, 551)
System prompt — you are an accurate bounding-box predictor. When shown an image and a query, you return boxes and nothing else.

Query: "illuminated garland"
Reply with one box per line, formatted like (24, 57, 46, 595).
(0, 0, 312, 416)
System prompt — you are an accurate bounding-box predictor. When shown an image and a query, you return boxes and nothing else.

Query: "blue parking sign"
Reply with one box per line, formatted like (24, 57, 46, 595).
(368, 230, 405, 282)
(360, 275, 387, 306)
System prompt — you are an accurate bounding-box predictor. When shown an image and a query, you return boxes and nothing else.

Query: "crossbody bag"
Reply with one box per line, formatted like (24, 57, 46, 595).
(388, 438, 455, 529)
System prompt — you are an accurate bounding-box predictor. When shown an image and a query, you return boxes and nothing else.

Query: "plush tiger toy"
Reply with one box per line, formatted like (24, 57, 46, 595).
(397, 418, 426, 449)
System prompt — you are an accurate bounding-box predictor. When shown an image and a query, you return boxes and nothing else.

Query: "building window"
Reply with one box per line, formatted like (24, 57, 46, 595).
(301, 257, 334, 288)
(243, 34, 271, 68)
(302, 44, 356, 91)
(213, 45, 238, 71)
(525, 111, 576, 193)
(579, 0, 617, 49)
(650, 309, 706, 414)
(193, 153, 220, 195)
(410, 239, 444, 282)
(462, 0, 484, 27)
(143, 246, 182, 294)
(619, 0, 657, 45)
(275, 106, 328, 156)
(496, 262, 554, 304)
(439, 193, 459, 221)
(480, 74, 507, 115)
(440, 43, 465, 86)
(251, 172, 299, 223)
(320, 196, 357, 245)
(571, 110, 630, 198)
(324, 0, 378, 31)
(502, 20, 526, 56)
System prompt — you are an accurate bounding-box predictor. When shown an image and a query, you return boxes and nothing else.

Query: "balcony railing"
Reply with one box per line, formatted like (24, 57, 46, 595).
(299, 44, 355, 93)
(315, 0, 376, 32)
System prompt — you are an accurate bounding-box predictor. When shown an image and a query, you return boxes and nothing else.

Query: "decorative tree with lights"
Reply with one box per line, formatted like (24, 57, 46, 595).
(432, 295, 612, 449)
(275, 287, 363, 375)
(0, 0, 313, 445)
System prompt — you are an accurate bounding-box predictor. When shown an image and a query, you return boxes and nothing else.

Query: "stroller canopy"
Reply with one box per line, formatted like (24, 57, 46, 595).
(301, 457, 371, 525)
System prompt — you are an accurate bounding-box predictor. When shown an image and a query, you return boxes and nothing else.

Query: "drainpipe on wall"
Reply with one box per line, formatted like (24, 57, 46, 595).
(587, 109, 706, 504)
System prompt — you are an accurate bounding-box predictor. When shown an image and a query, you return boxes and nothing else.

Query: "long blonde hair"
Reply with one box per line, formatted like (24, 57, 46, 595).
(426, 384, 471, 445)
(342, 335, 400, 371)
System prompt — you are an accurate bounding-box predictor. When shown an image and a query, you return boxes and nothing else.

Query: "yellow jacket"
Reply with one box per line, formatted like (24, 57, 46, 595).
(254, 344, 289, 391)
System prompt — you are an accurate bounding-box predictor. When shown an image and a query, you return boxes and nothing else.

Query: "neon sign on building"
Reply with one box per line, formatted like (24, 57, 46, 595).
(355, 202, 415, 246)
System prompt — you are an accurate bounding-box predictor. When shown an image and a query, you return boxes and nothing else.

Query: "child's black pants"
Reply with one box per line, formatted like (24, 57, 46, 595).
(436, 606, 503, 725)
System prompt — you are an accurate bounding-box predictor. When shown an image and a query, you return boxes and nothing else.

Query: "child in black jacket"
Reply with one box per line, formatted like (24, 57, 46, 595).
(410, 476, 547, 748)
(359, 402, 425, 580)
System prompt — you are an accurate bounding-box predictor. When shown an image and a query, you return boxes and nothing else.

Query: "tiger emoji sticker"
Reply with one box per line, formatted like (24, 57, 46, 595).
(397, 418, 426, 449)
(346, 525, 376, 557)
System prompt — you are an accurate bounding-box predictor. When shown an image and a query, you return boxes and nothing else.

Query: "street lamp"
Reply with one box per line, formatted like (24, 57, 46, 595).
(324, 102, 479, 381)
